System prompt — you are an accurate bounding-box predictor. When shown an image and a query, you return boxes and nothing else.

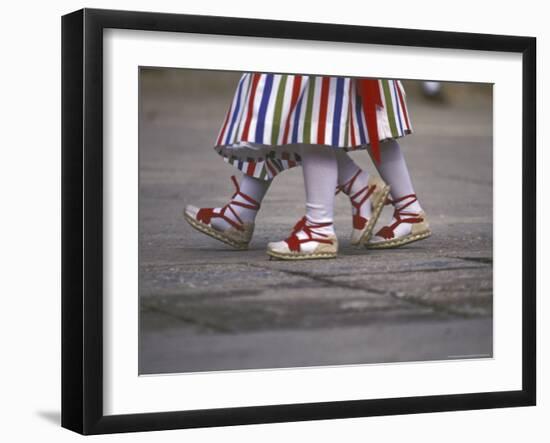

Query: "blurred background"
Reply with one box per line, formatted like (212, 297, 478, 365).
(139, 69, 493, 374)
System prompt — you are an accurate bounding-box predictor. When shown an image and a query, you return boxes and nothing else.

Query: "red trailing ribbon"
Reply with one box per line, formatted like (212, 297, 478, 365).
(357, 79, 383, 164)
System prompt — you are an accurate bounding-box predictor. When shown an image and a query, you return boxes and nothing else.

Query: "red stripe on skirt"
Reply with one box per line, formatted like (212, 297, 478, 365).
(282, 76, 303, 144)
(241, 73, 261, 140)
(316, 77, 331, 145)
(396, 82, 411, 131)
(216, 99, 233, 146)
(246, 161, 256, 176)
(266, 158, 277, 177)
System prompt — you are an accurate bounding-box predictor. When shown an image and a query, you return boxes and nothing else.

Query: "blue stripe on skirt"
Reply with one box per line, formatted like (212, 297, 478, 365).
(224, 76, 246, 145)
(254, 74, 274, 143)
(331, 77, 345, 145)
(355, 93, 367, 144)
(291, 90, 305, 143)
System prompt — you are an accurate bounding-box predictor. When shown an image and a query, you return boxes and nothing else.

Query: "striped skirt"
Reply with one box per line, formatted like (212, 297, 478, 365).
(214, 73, 413, 180)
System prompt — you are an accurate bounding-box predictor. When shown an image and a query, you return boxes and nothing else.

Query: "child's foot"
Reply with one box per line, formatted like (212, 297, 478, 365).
(336, 171, 391, 246)
(266, 218, 338, 260)
(367, 194, 431, 249)
(183, 176, 260, 249)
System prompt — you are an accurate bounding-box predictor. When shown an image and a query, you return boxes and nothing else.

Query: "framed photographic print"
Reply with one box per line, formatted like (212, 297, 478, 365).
(61, 8, 536, 435)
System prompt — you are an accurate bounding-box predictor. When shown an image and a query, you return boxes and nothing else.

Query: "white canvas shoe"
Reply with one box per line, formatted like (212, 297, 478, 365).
(336, 172, 390, 246)
(367, 194, 431, 249)
(183, 176, 259, 250)
(266, 217, 338, 260)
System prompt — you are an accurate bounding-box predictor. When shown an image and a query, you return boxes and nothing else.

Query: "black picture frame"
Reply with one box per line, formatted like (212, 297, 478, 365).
(61, 8, 536, 435)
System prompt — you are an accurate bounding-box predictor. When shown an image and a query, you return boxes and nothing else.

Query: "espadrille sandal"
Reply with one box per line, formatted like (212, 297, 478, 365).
(336, 172, 391, 246)
(183, 176, 259, 250)
(266, 218, 338, 260)
(367, 194, 431, 249)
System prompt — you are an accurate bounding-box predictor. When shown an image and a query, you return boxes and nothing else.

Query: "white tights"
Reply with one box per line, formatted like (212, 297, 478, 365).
(210, 175, 270, 232)
(372, 140, 422, 213)
(299, 145, 338, 236)
(211, 140, 420, 233)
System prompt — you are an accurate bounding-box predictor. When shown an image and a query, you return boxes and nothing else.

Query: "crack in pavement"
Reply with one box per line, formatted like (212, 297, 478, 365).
(452, 256, 493, 265)
(140, 257, 492, 330)
(141, 259, 491, 272)
(247, 263, 482, 318)
(141, 304, 232, 333)
(293, 265, 488, 278)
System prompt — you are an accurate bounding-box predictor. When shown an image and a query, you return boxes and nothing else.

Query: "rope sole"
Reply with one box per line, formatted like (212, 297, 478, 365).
(355, 184, 391, 247)
(366, 229, 432, 249)
(183, 210, 250, 250)
(266, 249, 337, 260)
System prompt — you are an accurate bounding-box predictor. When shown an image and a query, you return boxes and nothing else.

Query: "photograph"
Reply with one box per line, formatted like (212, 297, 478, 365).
(138, 68, 494, 374)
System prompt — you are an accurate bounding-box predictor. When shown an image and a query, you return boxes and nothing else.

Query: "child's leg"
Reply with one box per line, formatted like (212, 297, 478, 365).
(336, 150, 364, 185)
(368, 139, 431, 247)
(335, 151, 391, 245)
(183, 174, 270, 249)
(266, 145, 338, 259)
(372, 139, 422, 213)
(301, 145, 337, 236)
(210, 175, 271, 231)
(336, 151, 372, 220)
